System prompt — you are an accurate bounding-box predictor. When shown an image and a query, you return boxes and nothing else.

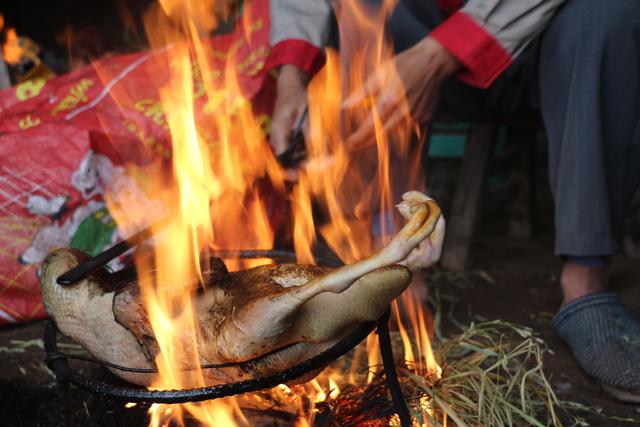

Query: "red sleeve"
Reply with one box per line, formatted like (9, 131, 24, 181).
(430, 11, 512, 89)
(265, 39, 326, 76)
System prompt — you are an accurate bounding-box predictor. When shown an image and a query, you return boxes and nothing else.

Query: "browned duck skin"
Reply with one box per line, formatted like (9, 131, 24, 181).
(39, 191, 444, 386)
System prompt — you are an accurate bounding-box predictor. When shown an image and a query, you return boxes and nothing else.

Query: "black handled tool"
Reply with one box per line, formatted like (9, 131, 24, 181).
(56, 222, 162, 285)
(275, 106, 308, 168)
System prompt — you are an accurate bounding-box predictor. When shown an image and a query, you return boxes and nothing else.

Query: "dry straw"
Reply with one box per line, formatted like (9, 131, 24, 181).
(406, 320, 561, 427)
(325, 320, 562, 427)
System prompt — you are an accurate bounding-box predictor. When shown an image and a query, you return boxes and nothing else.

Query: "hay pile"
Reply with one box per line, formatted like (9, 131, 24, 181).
(407, 321, 559, 426)
(324, 320, 561, 427)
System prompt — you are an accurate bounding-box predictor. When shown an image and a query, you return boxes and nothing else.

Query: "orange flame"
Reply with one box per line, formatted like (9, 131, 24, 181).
(103, 0, 440, 424)
(291, 0, 440, 391)
(1, 16, 24, 65)
(104, 0, 282, 424)
(292, 0, 419, 264)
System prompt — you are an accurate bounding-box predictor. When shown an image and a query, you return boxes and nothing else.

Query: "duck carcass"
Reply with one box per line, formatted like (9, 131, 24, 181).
(40, 191, 444, 386)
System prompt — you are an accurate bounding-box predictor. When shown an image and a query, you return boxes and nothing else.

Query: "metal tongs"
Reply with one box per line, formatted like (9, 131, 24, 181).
(275, 107, 307, 168)
(56, 223, 162, 285)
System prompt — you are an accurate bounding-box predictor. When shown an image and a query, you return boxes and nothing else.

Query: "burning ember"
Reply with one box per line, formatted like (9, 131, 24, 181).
(0, 16, 23, 65)
(1, 14, 55, 83)
(39, 0, 448, 425)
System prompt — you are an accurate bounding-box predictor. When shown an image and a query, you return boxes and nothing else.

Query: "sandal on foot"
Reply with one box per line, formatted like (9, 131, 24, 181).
(552, 292, 640, 403)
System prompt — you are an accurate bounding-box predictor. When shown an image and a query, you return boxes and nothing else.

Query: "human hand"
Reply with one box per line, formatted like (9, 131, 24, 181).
(343, 37, 461, 149)
(270, 65, 309, 155)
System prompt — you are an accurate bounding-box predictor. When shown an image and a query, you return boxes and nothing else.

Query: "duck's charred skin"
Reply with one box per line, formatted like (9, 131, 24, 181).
(40, 191, 444, 387)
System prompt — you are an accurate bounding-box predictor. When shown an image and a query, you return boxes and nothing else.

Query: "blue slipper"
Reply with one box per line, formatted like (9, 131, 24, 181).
(552, 292, 640, 403)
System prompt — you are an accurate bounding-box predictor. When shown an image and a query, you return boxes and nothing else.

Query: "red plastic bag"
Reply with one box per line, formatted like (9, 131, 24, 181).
(0, 0, 279, 325)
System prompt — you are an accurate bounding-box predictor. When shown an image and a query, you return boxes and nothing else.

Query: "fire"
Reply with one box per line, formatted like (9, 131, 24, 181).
(292, 0, 439, 385)
(102, 0, 441, 425)
(1, 16, 24, 65)
(293, 0, 421, 264)
(105, 0, 283, 424)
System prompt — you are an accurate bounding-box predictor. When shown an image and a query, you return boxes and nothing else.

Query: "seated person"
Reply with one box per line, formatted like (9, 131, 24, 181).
(266, 0, 640, 403)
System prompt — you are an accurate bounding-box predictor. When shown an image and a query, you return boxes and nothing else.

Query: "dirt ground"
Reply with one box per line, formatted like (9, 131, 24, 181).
(441, 234, 640, 426)
(1, 163, 639, 426)
(430, 162, 640, 426)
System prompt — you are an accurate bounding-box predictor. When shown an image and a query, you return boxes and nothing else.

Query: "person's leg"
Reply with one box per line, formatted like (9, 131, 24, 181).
(539, 0, 640, 400)
(559, 258, 606, 305)
(541, 0, 640, 266)
(541, 0, 640, 303)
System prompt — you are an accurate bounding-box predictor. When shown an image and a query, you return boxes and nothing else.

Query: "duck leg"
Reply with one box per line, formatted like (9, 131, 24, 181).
(218, 192, 443, 361)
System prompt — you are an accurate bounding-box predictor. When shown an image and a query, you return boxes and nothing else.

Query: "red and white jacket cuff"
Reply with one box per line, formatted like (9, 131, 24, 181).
(430, 11, 512, 89)
(266, 39, 326, 76)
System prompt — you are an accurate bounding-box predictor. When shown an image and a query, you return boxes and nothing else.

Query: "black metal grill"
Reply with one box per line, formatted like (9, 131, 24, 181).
(45, 248, 412, 426)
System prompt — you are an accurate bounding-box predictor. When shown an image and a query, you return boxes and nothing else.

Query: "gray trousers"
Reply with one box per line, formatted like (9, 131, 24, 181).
(387, 0, 640, 257)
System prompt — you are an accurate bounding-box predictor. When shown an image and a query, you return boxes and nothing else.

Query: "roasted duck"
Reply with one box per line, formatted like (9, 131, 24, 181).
(40, 191, 444, 386)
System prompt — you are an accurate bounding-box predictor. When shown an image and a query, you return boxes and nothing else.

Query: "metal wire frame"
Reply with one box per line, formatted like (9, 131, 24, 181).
(44, 318, 376, 403)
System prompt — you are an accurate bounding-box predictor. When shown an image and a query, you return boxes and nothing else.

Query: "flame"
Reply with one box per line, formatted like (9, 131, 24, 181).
(104, 0, 282, 425)
(103, 0, 441, 424)
(1, 16, 24, 65)
(290, 0, 440, 388)
(292, 0, 419, 264)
